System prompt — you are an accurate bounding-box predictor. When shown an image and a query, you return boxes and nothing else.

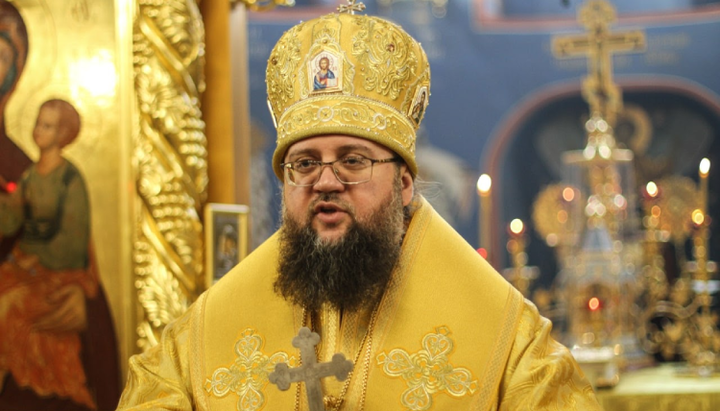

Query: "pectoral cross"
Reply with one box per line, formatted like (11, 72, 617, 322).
(269, 327, 353, 411)
(552, 0, 645, 126)
(338, 0, 366, 15)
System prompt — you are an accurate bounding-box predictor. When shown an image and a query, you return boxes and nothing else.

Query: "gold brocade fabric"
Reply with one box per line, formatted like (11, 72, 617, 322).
(117, 308, 195, 410)
(117, 199, 601, 411)
(496, 303, 600, 411)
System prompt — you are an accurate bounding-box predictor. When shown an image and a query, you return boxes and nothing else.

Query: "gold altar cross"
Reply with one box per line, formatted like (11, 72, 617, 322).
(269, 327, 353, 411)
(338, 0, 366, 14)
(552, 0, 645, 126)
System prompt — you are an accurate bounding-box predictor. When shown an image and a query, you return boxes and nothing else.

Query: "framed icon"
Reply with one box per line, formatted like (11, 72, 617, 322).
(204, 203, 250, 287)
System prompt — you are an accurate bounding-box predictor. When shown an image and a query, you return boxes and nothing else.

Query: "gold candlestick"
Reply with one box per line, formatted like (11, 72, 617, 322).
(694, 159, 711, 283)
(477, 174, 492, 260)
(691, 158, 717, 375)
(700, 158, 710, 215)
(507, 219, 530, 296)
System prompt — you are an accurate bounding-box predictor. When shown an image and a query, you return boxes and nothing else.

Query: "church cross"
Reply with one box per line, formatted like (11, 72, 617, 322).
(552, 0, 645, 126)
(338, 0, 366, 15)
(268, 327, 353, 411)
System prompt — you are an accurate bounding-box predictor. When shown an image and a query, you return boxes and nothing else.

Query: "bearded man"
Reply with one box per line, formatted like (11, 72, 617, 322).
(117, 5, 601, 411)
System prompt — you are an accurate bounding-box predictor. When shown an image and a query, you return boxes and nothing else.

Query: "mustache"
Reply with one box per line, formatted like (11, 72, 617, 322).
(308, 193, 355, 216)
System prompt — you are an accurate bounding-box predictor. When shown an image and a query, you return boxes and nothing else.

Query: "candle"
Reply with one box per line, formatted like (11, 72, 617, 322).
(509, 218, 525, 236)
(645, 181, 658, 198)
(699, 158, 710, 215)
(507, 218, 526, 264)
(477, 174, 492, 260)
(507, 218, 529, 295)
(695, 158, 711, 303)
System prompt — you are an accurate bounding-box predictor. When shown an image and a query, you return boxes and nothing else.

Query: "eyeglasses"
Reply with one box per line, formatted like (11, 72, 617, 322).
(281, 156, 400, 187)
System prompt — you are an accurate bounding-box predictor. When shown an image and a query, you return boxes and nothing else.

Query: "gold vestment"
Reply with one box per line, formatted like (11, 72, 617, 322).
(118, 199, 601, 410)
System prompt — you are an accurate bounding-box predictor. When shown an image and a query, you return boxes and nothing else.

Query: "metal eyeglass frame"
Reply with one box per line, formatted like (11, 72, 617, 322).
(281, 156, 400, 187)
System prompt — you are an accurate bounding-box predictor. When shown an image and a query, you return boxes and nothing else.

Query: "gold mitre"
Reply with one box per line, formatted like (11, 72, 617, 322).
(267, 2, 430, 179)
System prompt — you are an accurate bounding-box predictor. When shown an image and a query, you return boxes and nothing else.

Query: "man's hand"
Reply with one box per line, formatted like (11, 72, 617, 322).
(33, 284, 88, 333)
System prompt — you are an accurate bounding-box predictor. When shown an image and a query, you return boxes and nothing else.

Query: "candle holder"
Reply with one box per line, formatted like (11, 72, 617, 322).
(503, 219, 539, 297)
(685, 208, 720, 376)
(636, 160, 720, 377)
(477, 174, 492, 263)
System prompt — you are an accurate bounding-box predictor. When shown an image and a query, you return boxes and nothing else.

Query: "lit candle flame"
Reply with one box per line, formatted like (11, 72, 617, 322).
(699, 158, 711, 177)
(477, 174, 492, 194)
(509, 218, 524, 235)
(692, 209, 705, 226)
(646, 181, 658, 198)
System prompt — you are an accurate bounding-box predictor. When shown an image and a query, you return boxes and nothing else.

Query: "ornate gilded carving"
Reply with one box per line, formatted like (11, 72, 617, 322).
(133, 0, 207, 349)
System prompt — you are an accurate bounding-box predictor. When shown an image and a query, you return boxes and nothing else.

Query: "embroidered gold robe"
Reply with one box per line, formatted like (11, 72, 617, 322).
(117, 199, 601, 411)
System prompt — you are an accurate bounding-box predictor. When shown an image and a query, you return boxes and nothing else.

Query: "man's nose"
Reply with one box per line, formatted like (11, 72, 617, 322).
(313, 165, 344, 192)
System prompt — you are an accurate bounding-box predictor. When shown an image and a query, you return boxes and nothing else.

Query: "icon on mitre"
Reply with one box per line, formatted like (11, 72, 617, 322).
(309, 51, 342, 94)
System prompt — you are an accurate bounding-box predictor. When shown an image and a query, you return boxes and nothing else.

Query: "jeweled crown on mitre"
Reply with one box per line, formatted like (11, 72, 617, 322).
(267, 1, 431, 179)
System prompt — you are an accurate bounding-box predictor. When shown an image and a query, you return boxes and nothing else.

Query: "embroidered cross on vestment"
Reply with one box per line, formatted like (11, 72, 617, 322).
(269, 327, 353, 411)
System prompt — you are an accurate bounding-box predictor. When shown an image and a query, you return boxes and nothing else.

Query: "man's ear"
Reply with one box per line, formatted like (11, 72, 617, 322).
(400, 166, 414, 207)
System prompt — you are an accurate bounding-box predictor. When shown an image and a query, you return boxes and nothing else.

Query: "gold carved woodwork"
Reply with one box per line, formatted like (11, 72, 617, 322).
(133, 0, 207, 350)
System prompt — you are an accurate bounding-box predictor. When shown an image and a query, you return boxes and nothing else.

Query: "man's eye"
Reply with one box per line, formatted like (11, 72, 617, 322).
(294, 160, 316, 171)
(341, 157, 368, 167)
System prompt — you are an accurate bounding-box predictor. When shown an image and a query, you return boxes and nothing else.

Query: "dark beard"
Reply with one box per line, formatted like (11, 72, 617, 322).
(275, 184, 404, 312)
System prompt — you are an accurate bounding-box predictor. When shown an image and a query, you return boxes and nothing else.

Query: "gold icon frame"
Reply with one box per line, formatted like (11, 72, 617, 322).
(204, 203, 250, 288)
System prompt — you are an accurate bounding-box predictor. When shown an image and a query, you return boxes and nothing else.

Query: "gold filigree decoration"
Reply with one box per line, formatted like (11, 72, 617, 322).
(277, 97, 415, 151)
(266, 23, 304, 116)
(352, 18, 417, 101)
(133, 0, 207, 349)
(655, 176, 700, 244)
(377, 327, 478, 410)
(205, 329, 296, 411)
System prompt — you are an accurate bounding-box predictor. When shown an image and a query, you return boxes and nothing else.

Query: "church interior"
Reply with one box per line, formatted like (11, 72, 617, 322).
(1, 0, 719, 409)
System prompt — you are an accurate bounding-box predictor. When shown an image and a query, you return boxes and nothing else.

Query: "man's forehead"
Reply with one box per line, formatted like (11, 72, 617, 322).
(285, 135, 394, 157)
